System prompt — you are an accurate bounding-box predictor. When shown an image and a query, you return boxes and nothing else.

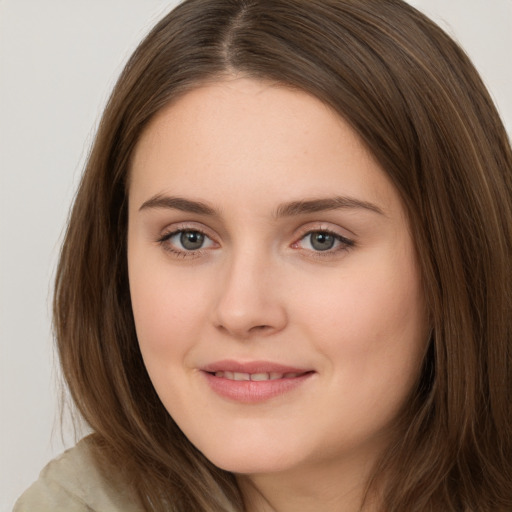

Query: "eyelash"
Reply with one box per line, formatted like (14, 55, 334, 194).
(157, 228, 215, 259)
(157, 227, 355, 259)
(293, 229, 355, 258)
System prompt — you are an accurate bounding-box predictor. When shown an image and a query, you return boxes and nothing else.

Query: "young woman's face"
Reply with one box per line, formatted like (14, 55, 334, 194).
(128, 78, 428, 480)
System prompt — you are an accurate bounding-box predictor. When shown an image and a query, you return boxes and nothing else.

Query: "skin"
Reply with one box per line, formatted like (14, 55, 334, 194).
(127, 77, 429, 512)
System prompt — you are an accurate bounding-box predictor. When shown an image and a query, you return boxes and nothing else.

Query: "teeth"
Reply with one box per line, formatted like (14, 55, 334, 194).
(251, 373, 270, 381)
(213, 371, 303, 381)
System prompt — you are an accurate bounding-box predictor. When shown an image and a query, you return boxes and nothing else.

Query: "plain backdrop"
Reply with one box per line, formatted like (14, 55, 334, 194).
(1, 1, 510, 510)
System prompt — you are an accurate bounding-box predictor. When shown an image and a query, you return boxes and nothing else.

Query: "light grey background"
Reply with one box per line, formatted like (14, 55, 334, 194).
(1, 1, 510, 510)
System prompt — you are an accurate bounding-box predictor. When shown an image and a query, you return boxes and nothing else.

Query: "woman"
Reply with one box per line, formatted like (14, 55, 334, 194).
(15, 0, 512, 511)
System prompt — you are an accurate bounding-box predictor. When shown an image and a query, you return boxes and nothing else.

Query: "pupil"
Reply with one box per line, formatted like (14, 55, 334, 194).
(311, 232, 335, 251)
(180, 231, 204, 250)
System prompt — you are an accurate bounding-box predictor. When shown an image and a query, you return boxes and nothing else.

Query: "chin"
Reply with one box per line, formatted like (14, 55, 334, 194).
(210, 454, 295, 475)
(196, 438, 302, 475)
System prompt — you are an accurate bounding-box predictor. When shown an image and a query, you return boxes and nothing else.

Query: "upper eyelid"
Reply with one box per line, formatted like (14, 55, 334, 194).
(159, 229, 211, 243)
(293, 222, 356, 240)
(300, 229, 353, 241)
(158, 222, 217, 240)
(295, 230, 354, 247)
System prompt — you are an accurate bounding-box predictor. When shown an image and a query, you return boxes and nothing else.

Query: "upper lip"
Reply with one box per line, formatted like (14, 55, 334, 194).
(201, 359, 311, 374)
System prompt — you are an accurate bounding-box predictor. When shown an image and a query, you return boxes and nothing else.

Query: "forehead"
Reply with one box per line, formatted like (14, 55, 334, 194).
(129, 78, 400, 217)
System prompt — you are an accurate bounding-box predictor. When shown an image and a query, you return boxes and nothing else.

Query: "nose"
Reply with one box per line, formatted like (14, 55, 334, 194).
(212, 250, 288, 339)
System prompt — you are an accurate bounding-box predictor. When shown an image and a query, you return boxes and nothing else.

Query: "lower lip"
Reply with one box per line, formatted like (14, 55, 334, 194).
(202, 371, 314, 403)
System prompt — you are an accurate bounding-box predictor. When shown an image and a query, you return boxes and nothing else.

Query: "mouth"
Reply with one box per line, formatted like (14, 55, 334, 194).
(209, 371, 306, 381)
(200, 360, 314, 403)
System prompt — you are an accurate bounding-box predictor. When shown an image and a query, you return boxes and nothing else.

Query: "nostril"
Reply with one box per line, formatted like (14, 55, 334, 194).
(249, 324, 272, 332)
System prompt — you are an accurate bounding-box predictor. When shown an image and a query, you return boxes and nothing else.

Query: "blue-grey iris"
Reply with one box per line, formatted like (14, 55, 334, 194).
(180, 231, 205, 250)
(310, 232, 336, 251)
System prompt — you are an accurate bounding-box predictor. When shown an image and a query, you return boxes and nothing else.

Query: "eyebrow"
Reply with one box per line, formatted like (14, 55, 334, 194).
(139, 194, 385, 217)
(139, 195, 216, 215)
(274, 197, 385, 218)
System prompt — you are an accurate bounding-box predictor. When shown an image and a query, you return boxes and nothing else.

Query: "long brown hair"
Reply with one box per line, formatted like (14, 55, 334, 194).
(54, 0, 512, 510)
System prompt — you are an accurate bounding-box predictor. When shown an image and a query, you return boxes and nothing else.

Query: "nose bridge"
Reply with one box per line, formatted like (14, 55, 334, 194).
(213, 242, 287, 338)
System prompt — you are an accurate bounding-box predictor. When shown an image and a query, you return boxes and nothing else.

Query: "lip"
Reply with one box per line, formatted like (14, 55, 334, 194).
(201, 359, 309, 374)
(200, 359, 314, 403)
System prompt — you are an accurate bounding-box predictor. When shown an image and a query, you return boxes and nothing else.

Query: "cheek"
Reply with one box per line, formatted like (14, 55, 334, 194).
(302, 257, 422, 328)
(128, 258, 218, 419)
(128, 253, 212, 360)
(295, 248, 427, 391)
(341, 272, 424, 347)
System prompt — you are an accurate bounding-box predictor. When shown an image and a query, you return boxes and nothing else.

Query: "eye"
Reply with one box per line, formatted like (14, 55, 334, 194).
(158, 229, 216, 255)
(295, 230, 354, 253)
(176, 230, 207, 250)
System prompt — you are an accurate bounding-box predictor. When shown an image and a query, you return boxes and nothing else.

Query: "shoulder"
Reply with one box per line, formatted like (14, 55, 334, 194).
(13, 436, 144, 512)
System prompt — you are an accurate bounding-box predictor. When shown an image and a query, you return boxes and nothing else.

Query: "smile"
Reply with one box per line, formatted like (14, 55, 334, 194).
(200, 360, 314, 403)
(212, 371, 303, 381)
